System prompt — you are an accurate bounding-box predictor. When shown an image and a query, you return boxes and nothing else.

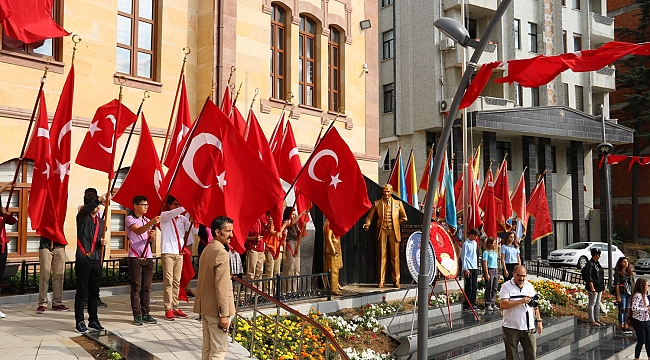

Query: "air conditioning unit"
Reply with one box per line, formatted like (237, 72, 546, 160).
(440, 37, 456, 51)
(439, 99, 450, 113)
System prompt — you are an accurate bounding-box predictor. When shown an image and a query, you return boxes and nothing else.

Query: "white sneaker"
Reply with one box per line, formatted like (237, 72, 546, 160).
(0, 310, 5, 318)
(486, 305, 494, 311)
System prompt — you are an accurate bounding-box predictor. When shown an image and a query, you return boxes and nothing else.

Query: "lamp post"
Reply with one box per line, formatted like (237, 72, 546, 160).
(597, 104, 614, 288)
(418, 2, 513, 358)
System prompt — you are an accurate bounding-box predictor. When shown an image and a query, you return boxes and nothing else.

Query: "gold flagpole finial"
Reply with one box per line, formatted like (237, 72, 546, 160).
(227, 66, 236, 85)
(140, 90, 150, 107)
(209, 81, 216, 100)
(181, 47, 191, 68)
(118, 76, 126, 101)
(250, 88, 260, 110)
(71, 35, 82, 64)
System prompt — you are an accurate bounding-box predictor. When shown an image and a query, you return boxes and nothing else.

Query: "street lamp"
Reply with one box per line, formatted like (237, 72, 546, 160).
(418, 2, 514, 358)
(597, 104, 614, 288)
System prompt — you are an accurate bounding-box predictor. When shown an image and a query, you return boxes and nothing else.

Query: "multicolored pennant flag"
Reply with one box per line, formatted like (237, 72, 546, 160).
(443, 153, 457, 231)
(388, 146, 402, 192)
(418, 145, 434, 192)
(527, 177, 553, 243)
(404, 149, 418, 207)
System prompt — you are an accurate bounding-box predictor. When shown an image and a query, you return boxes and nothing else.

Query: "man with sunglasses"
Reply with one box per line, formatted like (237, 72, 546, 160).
(499, 265, 543, 360)
(126, 195, 161, 326)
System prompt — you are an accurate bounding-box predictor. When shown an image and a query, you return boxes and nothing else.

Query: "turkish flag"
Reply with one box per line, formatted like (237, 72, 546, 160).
(460, 61, 502, 109)
(495, 55, 569, 88)
(419, 146, 434, 192)
(178, 246, 195, 302)
(466, 159, 483, 230)
(510, 170, 528, 236)
(562, 41, 640, 72)
(295, 189, 311, 236)
(232, 106, 247, 137)
(166, 99, 285, 254)
(1, 0, 69, 44)
(36, 65, 75, 245)
(269, 112, 285, 165)
(112, 114, 164, 219)
(24, 91, 51, 231)
(220, 86, 232, 117)
(163, 74, 192, 168)
(75, 99, 138, 177)
(277, 121, 302, 183)
(494, 159, 513, 232)
(245, 109, 279, 176)
(295, 127, 372, 237)
(527, 178, 553, 243)
(482, 180, 497, 238)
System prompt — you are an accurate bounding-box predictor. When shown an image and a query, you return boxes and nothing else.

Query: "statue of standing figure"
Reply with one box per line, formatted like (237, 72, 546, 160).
(323, 219, 344, 295)
(363, 184, 408, 288)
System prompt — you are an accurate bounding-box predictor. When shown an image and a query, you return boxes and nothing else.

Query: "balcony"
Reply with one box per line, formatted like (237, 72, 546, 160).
(466, 96, 515, 112)
(442, 42, 498, 68)
(592, 66, 616, 92)
(442, 0, 496, 13)
(590, 12, 614, 46)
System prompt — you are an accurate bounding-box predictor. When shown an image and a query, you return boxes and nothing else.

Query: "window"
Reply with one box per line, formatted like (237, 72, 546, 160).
(566, 147, 572, 174)
(528, 22, 538, 53)
(382, 30, 394, 60)
(299, 16, 317, 106)
(531, 87, 540, 106)
(110, 168, 130, 252)
(465, 18, 477, 39)
(514, 83, 523, 106)
(572, 0, 580, 10)
(496, 142, 512, 170)
(561, 0, 566, 5)
(328, 27, 341, 111)
(514, 19, 521, 50)
(270, 4, 287, 99)
(116, 0, 158, 79)
(382, 0, 393, 6)
(0, 159, 38, 256)
(573, 34, 582, 52)
(563, 83, 569, 106)
(562, 31, 567, 53)
(383, 83, 394, 113)
(575, 85, 584, 111)
(1, 0, 63, 61)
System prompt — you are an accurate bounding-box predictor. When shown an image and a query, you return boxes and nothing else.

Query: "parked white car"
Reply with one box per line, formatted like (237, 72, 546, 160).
(548, 242, 625, 269)
(635, 256, 650, 274)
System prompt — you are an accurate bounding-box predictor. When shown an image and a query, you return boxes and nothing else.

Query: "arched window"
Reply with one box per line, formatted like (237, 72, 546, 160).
(0, 159, 38, 255)
(328, 27, 341, 111)
(299, 16, 317, 106)
(270, 4, 287, 99)
(110, 168, 131, 253)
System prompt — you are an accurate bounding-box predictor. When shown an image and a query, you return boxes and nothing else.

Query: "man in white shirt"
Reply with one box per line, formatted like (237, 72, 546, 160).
(160, 196, 192, 321)
(499, 265, 543, 360)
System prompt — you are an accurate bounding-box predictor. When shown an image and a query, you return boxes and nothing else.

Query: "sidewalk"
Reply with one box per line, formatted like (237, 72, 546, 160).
(0, 286, 252, 360)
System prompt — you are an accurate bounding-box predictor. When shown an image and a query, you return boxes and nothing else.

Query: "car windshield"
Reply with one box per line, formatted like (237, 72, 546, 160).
(563, 243, 590, 250)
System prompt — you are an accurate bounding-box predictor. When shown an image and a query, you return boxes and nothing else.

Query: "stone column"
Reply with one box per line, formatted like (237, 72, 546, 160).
(521, 136, 537, 260)
(570, 141, 586, 243)
(537, 137, 555, 259)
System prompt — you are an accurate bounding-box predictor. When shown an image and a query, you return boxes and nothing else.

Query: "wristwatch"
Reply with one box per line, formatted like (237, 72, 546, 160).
(535, 319, 542, 323)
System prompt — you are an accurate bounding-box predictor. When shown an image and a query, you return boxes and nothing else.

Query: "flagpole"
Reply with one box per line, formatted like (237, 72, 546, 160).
(283, 107, 344, 200)
(99, 78, 126, 261)
(161, 47, 191, 164)
(109, 91, 150, 194)
(228, 82, 243, 118)
(5, 60, 50, 211)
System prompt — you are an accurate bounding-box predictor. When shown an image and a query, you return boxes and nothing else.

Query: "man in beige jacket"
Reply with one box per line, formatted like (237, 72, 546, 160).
(193, 216, 236, 360)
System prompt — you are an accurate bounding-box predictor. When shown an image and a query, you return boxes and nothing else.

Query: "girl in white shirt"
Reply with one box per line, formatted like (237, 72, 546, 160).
(631, 278, 650, 360)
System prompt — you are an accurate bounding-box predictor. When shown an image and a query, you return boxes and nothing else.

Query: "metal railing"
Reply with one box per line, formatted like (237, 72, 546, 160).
(243, 273, 332, 304)
(231, 275, 349, 360)
(524, 259, 585, 284)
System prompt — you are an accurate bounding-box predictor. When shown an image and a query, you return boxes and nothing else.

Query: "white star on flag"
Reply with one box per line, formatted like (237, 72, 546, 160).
(53, 160, 70, 182)
(216, 171, 227, 191)
(329, 173, 342, 189)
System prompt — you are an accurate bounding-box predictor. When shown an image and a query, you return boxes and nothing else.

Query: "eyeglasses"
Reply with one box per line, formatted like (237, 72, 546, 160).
(515, 274, 527, 277)
(136, 203, 150, 207)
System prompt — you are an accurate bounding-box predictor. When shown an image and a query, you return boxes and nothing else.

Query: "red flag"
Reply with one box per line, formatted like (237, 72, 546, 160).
(561, 41, 640, 72)
(295, 189, 312, 235)
(295, 127, 372, 237)
(466, 159, 483, 230)
(0, 0, 69, 44)
(460, 61, 502, 109)
(163, 75, 192, 168)
(482, 179, 497, 238)
(41, 65, 75, 245)
(607, 154, 628, 165)
(245, 110, 279, 176)
(277, 121, 302, 183)
(232, 106, 247, 137)
(527, 178, 553, 243)
(494, 159, 513, 231)
(510, 170, 528, 233)
(269, 111, 286, 164)
(419, 146, 433, 192)
(112, 114, 164, 219)
(220, 86, 232, 117)
(629, 156, 640, 172)
(640, 156, 650, 166)
(24, 91, 51, 231)
(178, 246, 195, 302)
(167, 99, 285, 254)
(495, 55, 569, 88)
(75, 100, 138, 177)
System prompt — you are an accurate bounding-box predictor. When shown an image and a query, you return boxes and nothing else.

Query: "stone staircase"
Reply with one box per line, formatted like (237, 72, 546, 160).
(382, 303, 633, 360)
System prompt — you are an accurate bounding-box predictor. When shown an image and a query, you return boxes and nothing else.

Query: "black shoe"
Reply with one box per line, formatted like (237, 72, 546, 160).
(98, 299, 108, 308)
(88, 321, 105, 331)
(186, 289, 195, 298)
(76, 321, 88, 333)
